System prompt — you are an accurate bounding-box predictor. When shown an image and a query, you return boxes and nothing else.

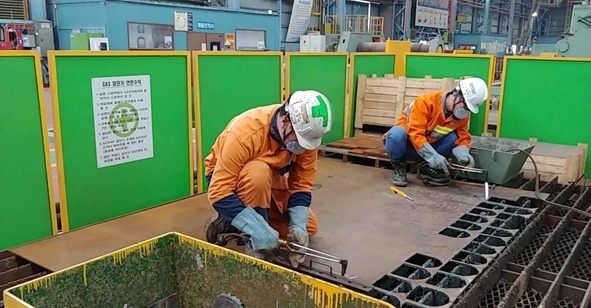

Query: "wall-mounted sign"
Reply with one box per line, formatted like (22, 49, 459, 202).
(196, 22, 215, 30)
(415, 0, 450, 29)
(174, 11, 189, 31)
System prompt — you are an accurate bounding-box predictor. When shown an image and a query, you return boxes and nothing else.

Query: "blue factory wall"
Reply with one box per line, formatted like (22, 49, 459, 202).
(51, 0, 279, 51)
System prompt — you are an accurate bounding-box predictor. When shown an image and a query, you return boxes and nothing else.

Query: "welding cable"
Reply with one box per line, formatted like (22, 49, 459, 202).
(507, 148, 591, 218)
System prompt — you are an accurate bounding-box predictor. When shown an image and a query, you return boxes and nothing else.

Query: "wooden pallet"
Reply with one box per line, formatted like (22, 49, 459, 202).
(521, 139, 588, 184)
(322, 135, 588, 185)
(320, 135, 390, 168)
(354, 74, 458, 135)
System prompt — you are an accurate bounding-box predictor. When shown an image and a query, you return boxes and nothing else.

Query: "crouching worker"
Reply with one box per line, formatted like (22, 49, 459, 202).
(383, 77, 489, 187)
(203, 90, 333, 268)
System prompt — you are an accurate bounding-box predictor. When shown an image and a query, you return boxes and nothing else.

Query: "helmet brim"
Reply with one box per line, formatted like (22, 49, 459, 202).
(294, 130, 322, 150)
(466, 102, 480, 114)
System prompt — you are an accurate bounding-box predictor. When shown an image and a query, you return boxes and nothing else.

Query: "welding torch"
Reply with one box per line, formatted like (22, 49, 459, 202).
(215, 233, 349, 276)
(279, 239, 349, 276)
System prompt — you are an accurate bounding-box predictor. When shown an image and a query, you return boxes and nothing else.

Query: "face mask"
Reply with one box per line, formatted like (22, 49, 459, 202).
(454, 107, 470, 119)
(286, 140, 306, 155)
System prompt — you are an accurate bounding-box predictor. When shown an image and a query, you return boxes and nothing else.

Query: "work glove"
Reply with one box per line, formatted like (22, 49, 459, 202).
(287, 205, 310, 268)
(452, 145, 475, 168)
(417, 143, 450, 175)
(231, 207, 279, 252)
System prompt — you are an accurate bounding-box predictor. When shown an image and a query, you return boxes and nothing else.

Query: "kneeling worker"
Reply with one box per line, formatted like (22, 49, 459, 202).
(203, 90, 333, 268)
(383, 77, 489, 187)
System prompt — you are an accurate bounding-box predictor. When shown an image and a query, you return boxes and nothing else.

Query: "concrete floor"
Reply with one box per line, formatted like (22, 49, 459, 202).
(11, 156, 543, 287)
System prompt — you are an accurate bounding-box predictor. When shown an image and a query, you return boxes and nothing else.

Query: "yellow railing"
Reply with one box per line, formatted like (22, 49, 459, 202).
(325, 15, 384, 36)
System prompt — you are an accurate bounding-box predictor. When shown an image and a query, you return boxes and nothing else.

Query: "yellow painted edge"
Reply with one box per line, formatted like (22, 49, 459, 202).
(404, 52, 495, 59)
(192, 52, 204, 194)
(192, 51, 283, 57)
(279, 54, 285, 102)
(4, 231, 394, 308)
(3, 290, 34, 308)
(504, 55, 591, 62)
(496, 56, 510, 138)
(349, 52, 397, 56)
(285, 54, 292, 98)
(286, 51, 349, 57)
(482, 55, 496, 135)
(0, 50, 43, 57)
(32, 52, 59, 235)
(342, 52, 350, 139)
(184, 53, 194, 196)
(47, 51, 70, 232)
(48, 50, 187, 57)
(345, 53, 356, 137)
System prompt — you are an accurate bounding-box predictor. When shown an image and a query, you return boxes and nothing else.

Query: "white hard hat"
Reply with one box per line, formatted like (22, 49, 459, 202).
(286, 90, 333, 150)
(458, 77, 489, 114)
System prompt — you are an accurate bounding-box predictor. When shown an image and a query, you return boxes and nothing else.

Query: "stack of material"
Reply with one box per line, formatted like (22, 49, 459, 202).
(353, 74, 457, 135)
(521, 139, 587, 184)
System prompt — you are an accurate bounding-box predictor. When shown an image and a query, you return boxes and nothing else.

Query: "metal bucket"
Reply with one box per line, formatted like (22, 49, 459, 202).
(457, 136, 535, 185)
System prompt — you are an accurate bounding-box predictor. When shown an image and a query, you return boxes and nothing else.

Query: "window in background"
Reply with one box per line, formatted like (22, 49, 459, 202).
(128, 22, 174, 50)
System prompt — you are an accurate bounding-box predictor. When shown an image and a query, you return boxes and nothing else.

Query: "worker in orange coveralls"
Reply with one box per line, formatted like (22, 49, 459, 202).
(203, 90, 333, 268)
(383, 77, 489, 187)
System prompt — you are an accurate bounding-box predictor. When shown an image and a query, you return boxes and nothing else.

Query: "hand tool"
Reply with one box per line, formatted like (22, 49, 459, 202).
(278, 239, 349, 276)
(389, 186, 414, 201)
(446, 161, 491, 199)
(215, 233, 349, 276)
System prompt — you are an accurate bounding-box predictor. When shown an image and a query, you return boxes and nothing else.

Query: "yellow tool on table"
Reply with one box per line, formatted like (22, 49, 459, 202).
(389, 186, 414, 201)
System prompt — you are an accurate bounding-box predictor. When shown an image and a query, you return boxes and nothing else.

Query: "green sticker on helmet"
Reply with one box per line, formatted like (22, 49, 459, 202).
(312, 95, 329, 127)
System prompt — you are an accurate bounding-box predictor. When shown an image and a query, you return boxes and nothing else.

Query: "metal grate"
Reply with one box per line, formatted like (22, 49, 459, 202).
(540, 229, 581, 273)
(539, 224, 555, 234)
(553, 297, 580, 308)
(477, 279, 510, 308)
(514, 233, 548, 265)
(0, 0, 25, 20)
(566, 239, 591, 281)
(552, 188, 583, 217)
(514, 288, 544, 308)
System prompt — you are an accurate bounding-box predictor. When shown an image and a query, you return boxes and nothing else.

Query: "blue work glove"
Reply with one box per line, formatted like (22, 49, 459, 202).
(452, 145, 475, 168)
(231, 207, 279, 252)
(417, 143, 450, 175)
(287, 205, 310, 268)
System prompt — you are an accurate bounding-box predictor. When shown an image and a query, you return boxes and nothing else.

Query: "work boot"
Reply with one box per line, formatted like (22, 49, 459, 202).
(390, 159, 408, 187)
(418, 164, 450, 185)
(204, 212, 239, 244)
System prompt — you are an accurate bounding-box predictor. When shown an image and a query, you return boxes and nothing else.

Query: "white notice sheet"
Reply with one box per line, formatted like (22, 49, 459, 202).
(91, 75, 154, 168)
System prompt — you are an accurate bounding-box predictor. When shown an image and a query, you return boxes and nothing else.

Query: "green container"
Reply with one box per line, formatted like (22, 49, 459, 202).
(460, 136, 535, 185)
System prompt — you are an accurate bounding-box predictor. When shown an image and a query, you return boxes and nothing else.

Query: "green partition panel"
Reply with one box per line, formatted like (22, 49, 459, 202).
(194, 52, 283, 193)
(49, 51, 193, 231)
(347, 53, 396, 137)
(404, 53, 495, 136)
(498, 56, 591, 177)
(0, 51, 57, 250)
(286, 52, 348, 144)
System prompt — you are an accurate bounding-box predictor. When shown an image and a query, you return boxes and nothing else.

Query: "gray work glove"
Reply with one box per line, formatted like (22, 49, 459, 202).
(417, 143, 450, 175)
(452, 145, 475, 168)
(287, 206, 310, 268)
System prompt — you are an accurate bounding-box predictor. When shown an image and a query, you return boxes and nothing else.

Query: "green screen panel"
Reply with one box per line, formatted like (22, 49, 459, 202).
(498, 58, 591, 177)
(287, 54, 348, 144)
(348, 54, 396, 137)
(52, 54, 192, 230)
(196, 54, 282, 192)
(0, 54, 54, 250)
(405, 54, 493, 136)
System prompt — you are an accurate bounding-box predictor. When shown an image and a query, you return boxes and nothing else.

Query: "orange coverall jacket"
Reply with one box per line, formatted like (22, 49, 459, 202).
(204, 104, 317, 209)
(389, 91, 472, 151)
